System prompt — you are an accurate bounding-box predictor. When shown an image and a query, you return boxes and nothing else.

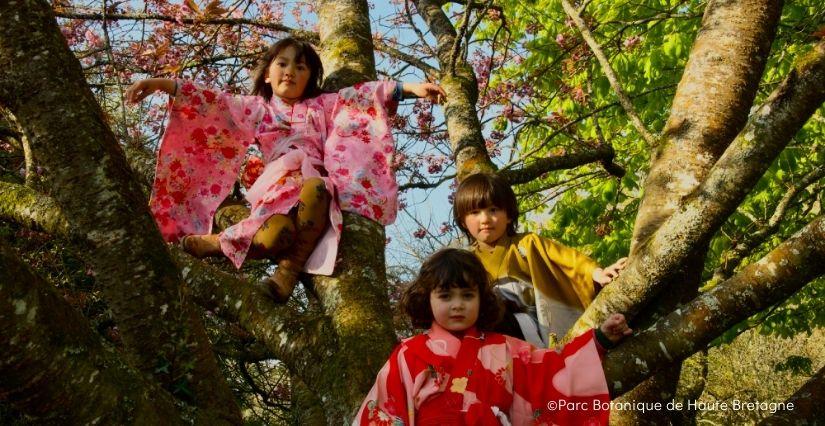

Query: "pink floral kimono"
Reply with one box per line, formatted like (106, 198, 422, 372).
(150, 80, 399, 274)
(354, 324, 610, 425)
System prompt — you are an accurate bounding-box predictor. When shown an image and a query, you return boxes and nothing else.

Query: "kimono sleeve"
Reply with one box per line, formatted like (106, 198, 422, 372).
(507, 330, 610, 425)
(353, 342, 414, 426)
(527, 233, 600, 306)
(149, 79, 267, 242)
(320, 81, 400, 225)
(316, 81, 399, 123)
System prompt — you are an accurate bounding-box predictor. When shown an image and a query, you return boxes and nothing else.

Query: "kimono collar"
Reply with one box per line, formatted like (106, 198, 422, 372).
(269, 96, 308, 120)
(473, 234, 512, 257)
(426, 323, 483, 359)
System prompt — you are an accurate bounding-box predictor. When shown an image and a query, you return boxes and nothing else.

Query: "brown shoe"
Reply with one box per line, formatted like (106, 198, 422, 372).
(180, 234, 222, 258)
(258, 266, 300, 303)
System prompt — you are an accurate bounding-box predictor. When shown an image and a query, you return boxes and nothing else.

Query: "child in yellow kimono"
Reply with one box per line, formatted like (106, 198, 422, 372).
(453, 173, 627, 346)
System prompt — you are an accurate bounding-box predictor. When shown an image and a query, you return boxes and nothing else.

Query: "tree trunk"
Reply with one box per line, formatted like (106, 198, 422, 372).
(0, 0, 240, 422)
(630, 0, 782, 254)
(0, 242, 185, 424)
(568, 40, 825, 338)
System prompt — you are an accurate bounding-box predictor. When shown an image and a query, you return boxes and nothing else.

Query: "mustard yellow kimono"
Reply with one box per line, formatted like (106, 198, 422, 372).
(472, 233, 599, 345)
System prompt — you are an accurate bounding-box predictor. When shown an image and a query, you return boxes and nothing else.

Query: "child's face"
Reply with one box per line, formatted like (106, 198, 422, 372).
(463, 205, 511, 247)
(429, 285, 480, 333)
(266, 45, 310, 103)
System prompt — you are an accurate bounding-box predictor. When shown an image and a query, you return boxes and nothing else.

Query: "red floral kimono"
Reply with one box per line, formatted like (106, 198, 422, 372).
(149, 80, 399, 274)
(354, 324, 610, 425)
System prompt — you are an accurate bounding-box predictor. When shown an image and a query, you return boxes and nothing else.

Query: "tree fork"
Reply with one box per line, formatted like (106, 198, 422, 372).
(568, 39, 825, 338)
(603, 215, 825, 396)
(414, 0, 496, 179)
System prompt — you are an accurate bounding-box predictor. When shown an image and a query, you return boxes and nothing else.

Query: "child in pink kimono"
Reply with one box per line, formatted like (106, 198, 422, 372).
(126, 38, 445, 301)
(354, 248, 631, 425)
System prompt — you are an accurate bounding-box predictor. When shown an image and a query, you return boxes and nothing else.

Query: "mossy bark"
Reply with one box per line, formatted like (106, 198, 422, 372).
(631, 0, 782, 254)
(413, 0, 496, 179)
(0, 0, 239, 422)
(314, 1, 399, 422)
(568, 40, 825, 339)
(0, 181, 69, 236)
(0, 242, 185, 424)
(603, 216, 825, 396)
(615, 3, 783, 419)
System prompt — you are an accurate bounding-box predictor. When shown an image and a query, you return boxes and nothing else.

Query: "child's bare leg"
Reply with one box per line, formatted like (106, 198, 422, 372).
(249, 214, 296, 260)
(262, 177, 330, 302)
(181, 234, 222, 258)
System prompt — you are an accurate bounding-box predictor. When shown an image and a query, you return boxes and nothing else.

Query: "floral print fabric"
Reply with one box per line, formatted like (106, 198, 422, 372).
(354, 323, 610, 425)
(149, 80, 399, 274)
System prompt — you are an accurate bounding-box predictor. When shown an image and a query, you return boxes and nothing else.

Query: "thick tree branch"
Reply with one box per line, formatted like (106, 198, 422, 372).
(567, 40, 825, 338)
(630, 0, 783, 254)
(560, 0, 657, 147)
(171, 249, 337, 375)
(604, 215, 825, 396)
(500, 143, 623, 184)
(0, 181, 70, 236)
(414, 0, 496, 179)
(0, 1, 239, 421)
(0, 241, 184, 424)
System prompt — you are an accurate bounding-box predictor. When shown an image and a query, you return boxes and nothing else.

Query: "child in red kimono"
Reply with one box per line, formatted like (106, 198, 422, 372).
(354, 248, 631, 425)
(126, 38, 445, 301)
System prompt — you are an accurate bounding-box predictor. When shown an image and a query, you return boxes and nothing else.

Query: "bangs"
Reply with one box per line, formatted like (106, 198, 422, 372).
(420, 249, 484, 293)
(453, 173, 519, 241)
(433, 267, 480, 292)
(454, 176, 510, 213)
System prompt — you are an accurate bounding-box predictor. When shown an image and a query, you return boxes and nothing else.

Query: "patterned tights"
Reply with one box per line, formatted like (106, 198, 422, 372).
(251, 177, 330, 269)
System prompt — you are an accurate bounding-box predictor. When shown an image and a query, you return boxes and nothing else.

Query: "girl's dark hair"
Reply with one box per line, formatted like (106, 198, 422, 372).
(251, 38, 324, 102)
(452, 173, 519, 241)
(401, 248, 503, 331)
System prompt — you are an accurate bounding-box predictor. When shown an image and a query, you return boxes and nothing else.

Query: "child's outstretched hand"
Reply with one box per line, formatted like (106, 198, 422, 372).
(592, 257, 628, 286)
(403, 82, 447, 104)
(600, 313, 632, 343)
(126, 78, 176, 104)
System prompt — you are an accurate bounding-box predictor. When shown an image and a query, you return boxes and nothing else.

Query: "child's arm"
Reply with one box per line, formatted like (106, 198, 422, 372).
(126, 78, 176, 104)
(400, 82, 446, 103)
(592, 257, 628, 287)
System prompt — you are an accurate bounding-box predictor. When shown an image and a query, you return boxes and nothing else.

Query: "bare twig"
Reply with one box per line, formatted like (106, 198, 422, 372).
(560, 0, 657, 147)
(55, 9, 440, 79)
(712, 165, 825, 283)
